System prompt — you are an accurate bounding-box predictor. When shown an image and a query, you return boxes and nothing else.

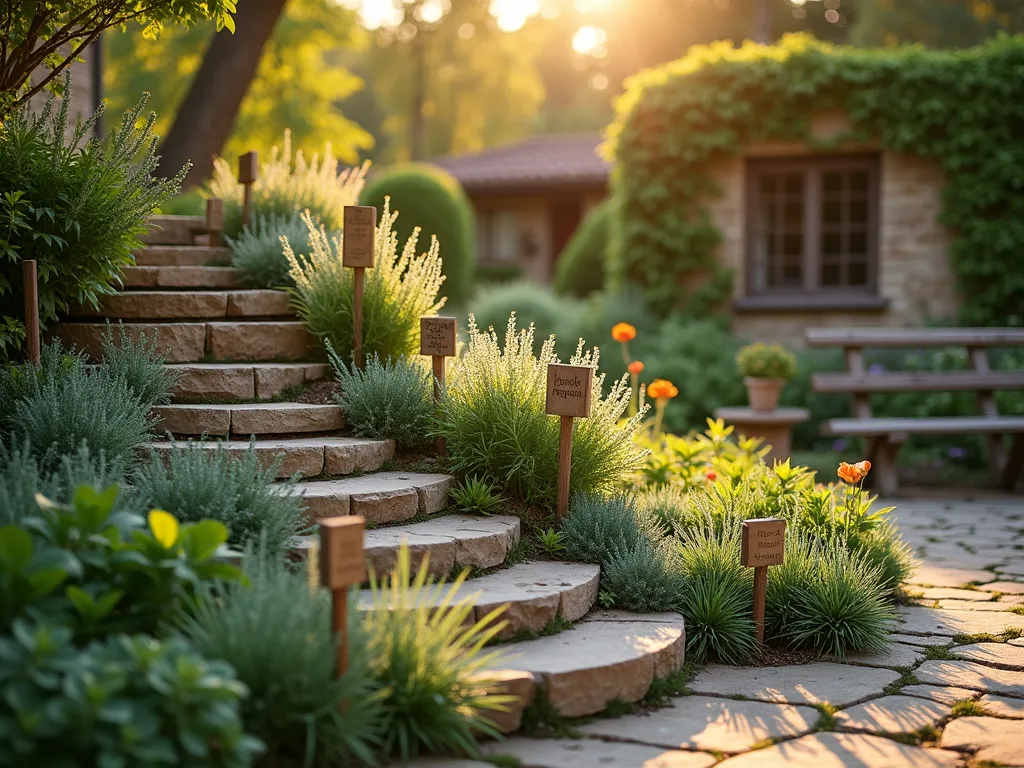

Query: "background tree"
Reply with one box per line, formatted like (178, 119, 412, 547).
(849, 0, 1024, 47)
(0, 0, 234, 119)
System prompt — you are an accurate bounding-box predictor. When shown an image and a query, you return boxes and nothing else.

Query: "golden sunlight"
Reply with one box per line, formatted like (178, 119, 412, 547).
(572, 24, 607, 56)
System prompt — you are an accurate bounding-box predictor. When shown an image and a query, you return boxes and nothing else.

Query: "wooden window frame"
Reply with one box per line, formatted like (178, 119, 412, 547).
(744, 154, 881, 302)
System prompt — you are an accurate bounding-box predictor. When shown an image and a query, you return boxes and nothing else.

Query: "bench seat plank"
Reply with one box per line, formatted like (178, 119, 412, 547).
(824, 416, 1024, 437)
(812, 370, 1024, 394)
(806, 328, 1024, 348)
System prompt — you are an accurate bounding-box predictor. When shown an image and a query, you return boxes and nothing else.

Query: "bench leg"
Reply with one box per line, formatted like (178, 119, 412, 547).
(999, 434, 1024, 491)
(867, 436, 901, 497)
(986, 434, 1008, 485)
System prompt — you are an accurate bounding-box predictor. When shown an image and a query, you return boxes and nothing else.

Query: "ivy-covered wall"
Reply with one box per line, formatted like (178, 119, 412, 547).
(605, 34, 1024, 327)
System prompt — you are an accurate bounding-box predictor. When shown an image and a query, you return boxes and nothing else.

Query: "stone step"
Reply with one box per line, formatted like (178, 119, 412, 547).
(143, 215, 205, 245)
(487, 610, 687, 719)
(54, 321, 313, 363)
(122, 266, 239, 289)
(147, 436, 394, 479)
(357, 561, 600, 640)
(167, 362, 329, 401)
(292, 472, 453, 525)
(133, 245, 229, 267)
(72, 290, 292, 321)
(153, 403, 343, 437)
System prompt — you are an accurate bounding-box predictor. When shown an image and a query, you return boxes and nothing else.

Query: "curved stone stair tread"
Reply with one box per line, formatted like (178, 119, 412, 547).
(355, 561, 600, 639)
(147, 436, 394, 479)
(358, 514, 521, 576)
(168, 362, 329, 401)
(55, 320, 312, 363)
(72, 290, 292, 321)
(291, 472, 453, 524)
(485, 610, 687, 718)
(154, 402, 344, 437)
(122, 265, 239, 289)
(134, 245, 229, 265)
(142, 216, 210, 246)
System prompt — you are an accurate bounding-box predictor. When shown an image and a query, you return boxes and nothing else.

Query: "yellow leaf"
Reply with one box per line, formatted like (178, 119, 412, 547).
(148, 510, 179, 549)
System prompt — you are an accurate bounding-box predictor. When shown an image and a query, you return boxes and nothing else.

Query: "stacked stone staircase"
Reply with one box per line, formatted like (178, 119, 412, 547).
(55, 213, 686, 732)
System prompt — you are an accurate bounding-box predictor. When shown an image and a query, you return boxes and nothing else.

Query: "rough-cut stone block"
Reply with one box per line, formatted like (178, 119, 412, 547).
(952, 641, 1024, 670)
(156, 266, 238, 288)
(169, 364, 255, 401)
(229, 403, 343, 436)
(940, 716, 1024, 765)
(896, 605, 1024, 637)
(120, 266, 160, 287)
(471, 670, 534, 734)
(690, 662, 899, 708)
(206, 321, 312, 362)
(363, 530, 456, 577)
(835, 695, 951, 735)
(915, 660, 1024, 696)
(254, 364, 307, 399)
(83, 291, 228, 319)
(153, 405, 231, 436)
(147, 439, 327, 479)
(481, 738, 715, 768)
(55, 322, 206, 363)
(142, 216, 204, 245)
(134, 245, 228, 265)
(226, 290, 292, 317)
(324, 438, 394, 475)
(295, 473, 451, 525)
(716, 732, 960, 767)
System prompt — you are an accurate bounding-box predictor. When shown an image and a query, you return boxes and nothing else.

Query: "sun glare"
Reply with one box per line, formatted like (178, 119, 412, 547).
(572, 24, 607, 56)
(490, 0, 541, 32)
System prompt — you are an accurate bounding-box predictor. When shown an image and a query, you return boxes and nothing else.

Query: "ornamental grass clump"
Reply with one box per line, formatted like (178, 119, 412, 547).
(286, 203, 445, 361)
(209, 130, 368, 237)
(438, 314, 646, 507)
(227, 212, 314, 289)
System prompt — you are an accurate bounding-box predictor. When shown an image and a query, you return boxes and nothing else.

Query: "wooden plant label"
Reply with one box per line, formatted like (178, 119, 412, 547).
(205, 198, 224, 246)
(23, 260, 40, 365)
(545, 364, 593, 419)
(420, 316, 457, 358)
(342, 205, 377, 268)
(237, 151, 259, 184)
(319, 515, 366, 678)
(741, 517, 786, 645)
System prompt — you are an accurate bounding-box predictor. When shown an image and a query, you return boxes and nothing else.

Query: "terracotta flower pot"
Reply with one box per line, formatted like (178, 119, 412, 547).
(744, 377, 784, 412)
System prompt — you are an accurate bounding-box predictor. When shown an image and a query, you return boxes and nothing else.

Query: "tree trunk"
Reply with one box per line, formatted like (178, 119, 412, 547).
(156, 0, 289, 188)
(410, 31, 427, 161)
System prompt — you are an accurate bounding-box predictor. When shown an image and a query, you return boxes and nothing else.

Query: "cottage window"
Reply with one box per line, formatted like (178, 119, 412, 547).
(478, 210, 520, 264)
(745, 155, 880, 304)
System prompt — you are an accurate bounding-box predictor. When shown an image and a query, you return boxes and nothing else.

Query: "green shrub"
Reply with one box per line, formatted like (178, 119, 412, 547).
(0, 624, 263, 766)
(553, 199, 611, 298)
(286, 205, 445, 361)
(328, 347, 433, 448)
(359, 163, 475, 304)
(208, 130, 367, 238)
(449, 475, 503, 516)
(601, 540, 686, 613)
(99, 323, 180, 407)
(439, 316, 646, 507)
(468, 281, 585, 353)
(133, 443, 303, 561)
(156, 188, 205, 216)
(635, 486, 692, 538)
(0, 338, 85, 423)
(477, 264, 524, 284)
(0, 86, 183, 361)
(364, 544, 513, 760)
(227, 212, 314, 289)
(737, 343, 797, 380)
(562, 493, 651, 564)
(183, 553, 382, 766)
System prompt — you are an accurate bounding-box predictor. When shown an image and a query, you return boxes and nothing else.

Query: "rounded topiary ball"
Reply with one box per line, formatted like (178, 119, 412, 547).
(359, 164, 475, 305)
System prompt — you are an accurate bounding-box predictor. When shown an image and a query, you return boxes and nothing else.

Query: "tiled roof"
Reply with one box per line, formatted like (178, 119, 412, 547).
(431, 134, 610, 192)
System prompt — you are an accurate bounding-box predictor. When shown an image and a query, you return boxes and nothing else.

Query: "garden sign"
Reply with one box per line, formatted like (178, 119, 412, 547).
(319, 515, 366, 678)
(420, 316, 457, 455)
(343, 205, 377, 369)
(237, 151, 258, 228)
(741, 517, 786, 645)
(546, 363, 593, 518)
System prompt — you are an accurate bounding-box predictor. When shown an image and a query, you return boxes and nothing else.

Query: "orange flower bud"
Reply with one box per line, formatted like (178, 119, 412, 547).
(628, 361, 645, 375)
(612, 322, 637, 342)
(837, 460, 872, 484)
(647, 379, 678, 400)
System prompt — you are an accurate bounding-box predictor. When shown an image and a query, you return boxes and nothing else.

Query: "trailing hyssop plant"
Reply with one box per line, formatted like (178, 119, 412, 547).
(328, 347, 433, 448)
(0, 83, 185, 360)
(562, 493, 654, 565)
(227, 211, 314, 289)
(209, 130, 368, 237)
(601, 539, 687, 614)
(98, 323, 180, 407)
(438, 315, 647, 507)
(286, 203, 446, 362)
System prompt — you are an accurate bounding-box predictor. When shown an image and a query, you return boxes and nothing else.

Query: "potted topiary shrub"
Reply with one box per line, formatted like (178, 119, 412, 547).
(736, 343, 796, 412)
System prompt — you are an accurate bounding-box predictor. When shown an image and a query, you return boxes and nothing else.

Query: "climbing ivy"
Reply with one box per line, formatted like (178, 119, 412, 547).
(605, 34, 1024, 325)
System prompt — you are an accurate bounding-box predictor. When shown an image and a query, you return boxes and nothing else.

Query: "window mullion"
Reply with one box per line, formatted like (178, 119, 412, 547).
(804, 167, 820, 292)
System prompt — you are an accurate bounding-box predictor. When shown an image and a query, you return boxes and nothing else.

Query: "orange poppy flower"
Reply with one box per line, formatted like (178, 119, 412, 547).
(647, 379, 678, 400)
(612, 323, 637, 342)
(837, 460, 872, 484)
(705, 469, 717, 482)
(628, 360, 645, 375)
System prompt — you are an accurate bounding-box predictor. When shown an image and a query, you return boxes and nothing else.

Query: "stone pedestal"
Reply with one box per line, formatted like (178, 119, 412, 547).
(713, 407, 810, 463)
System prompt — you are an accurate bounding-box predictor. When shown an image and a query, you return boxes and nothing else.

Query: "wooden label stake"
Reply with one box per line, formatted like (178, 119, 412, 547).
(319, 515, 366, 678)
(343, 205, 377, 370)
(237, 151, 259, 229)
(741, 517, 786, 645)
(546, 363, 593, 518)
(421, 316, 457, 455)
(205, 198, 224, 247)
(23, 259, 39, 365)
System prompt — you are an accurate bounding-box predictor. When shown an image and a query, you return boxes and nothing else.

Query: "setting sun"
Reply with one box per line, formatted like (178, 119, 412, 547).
(572, 24, 607, 56)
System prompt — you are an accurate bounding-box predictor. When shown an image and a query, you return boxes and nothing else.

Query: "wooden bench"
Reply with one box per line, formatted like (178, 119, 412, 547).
(806, 327, 1024, 495)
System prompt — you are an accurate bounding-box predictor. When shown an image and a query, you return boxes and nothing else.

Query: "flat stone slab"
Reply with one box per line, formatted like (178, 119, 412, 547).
(835, 695, 951, 735)
(934, 599, 1021, 611)
(135, 244, 227, 263)
(121, 265, 238, 289)
(843, 643, 925, 669)
(358, 561, 599, 639)
(205, 321, 312, 362)
(889, 633, 953, 647)
(896, 606, 1024, 637)
(900, 685, 979, 705)
(915, 660, 1024, 696)
(689, 662, 899, 708)
(952, 641, 1024, 669)
(909, 564, 997, 588)
(979, 580, 1024, 595)
(940, 716, 1024, 765)
(716, 732, 960, 767)
(363, 514, 520, 577)
(579, 696, 817, 754)
(487, 611, 686, 717)
(910, 587, 996, 602)
(168, 362, 328, 401)
(979, 693, 1024, 718)
(481, 737, 715, 768)
(153, 402, 344, 437)
(56, 322, 207, 363)
(293, 472, 452, 524)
